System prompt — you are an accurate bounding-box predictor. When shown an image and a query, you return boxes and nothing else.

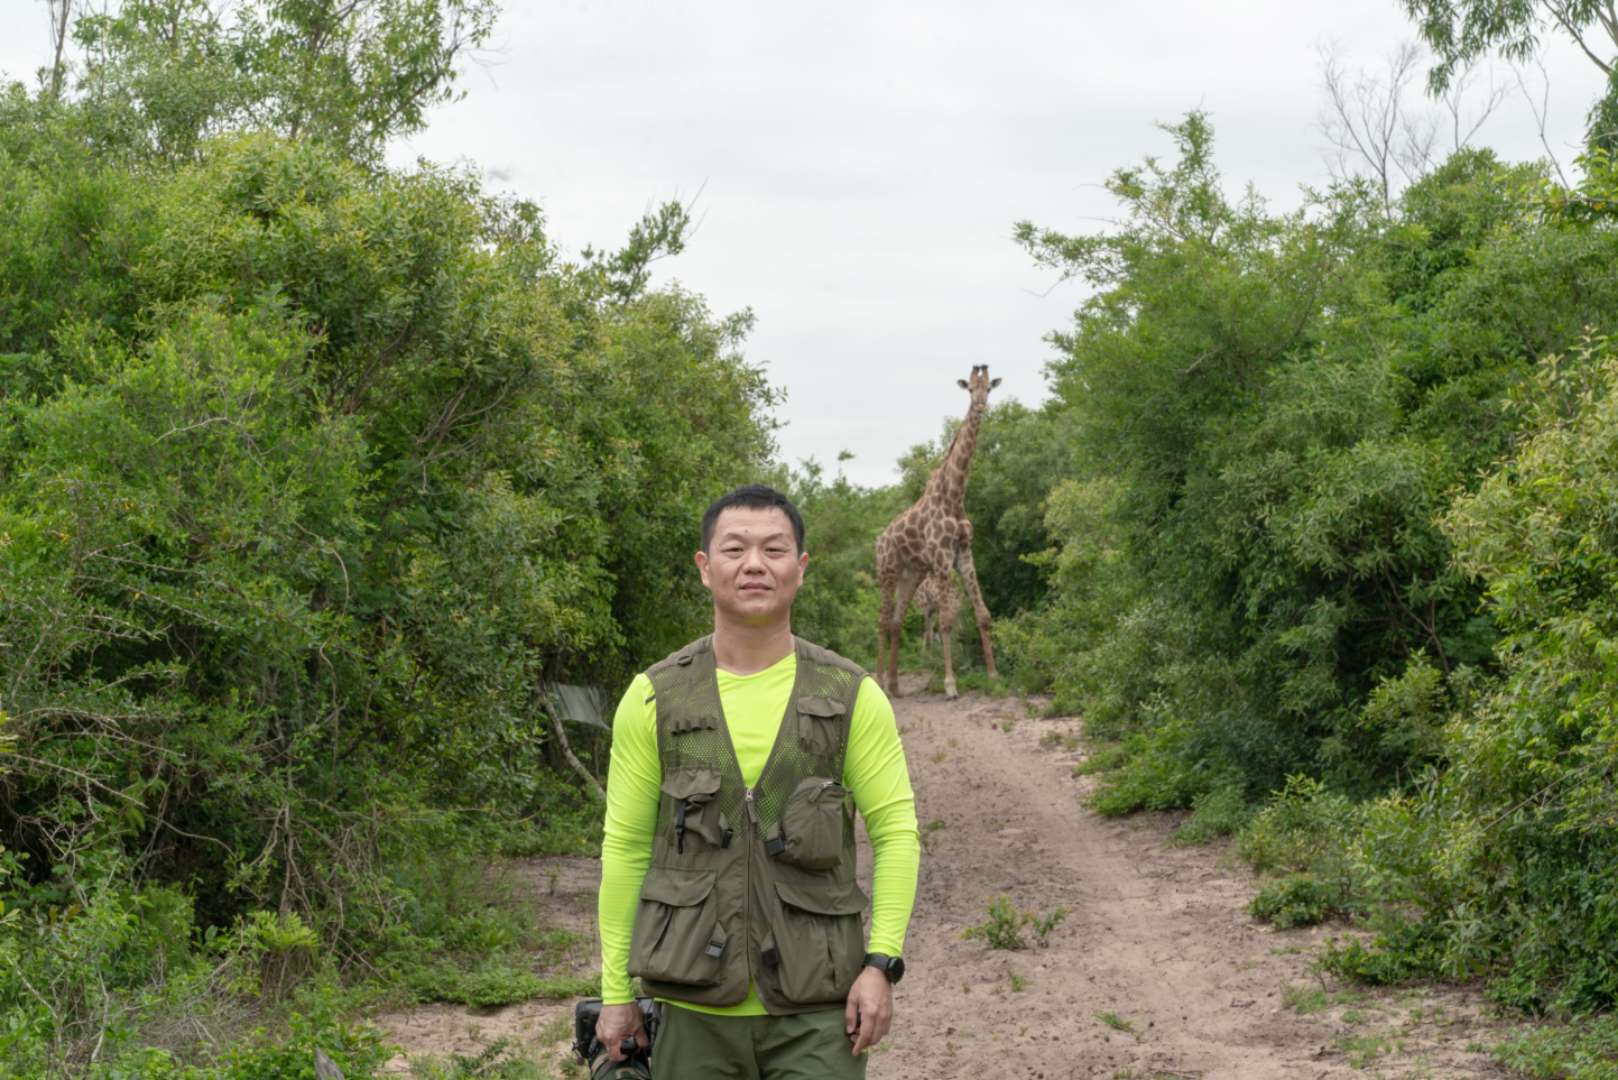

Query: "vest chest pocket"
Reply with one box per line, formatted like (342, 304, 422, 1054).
(662, 768, 730, 853)
(796, 697, 844, 757)
(770, 878, 867, 1005)
(766, 777, 847, 871)
(629, 867, 725, 988)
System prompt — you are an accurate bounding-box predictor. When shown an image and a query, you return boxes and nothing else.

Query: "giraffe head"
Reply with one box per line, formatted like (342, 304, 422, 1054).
(956, 365, 1001, 412)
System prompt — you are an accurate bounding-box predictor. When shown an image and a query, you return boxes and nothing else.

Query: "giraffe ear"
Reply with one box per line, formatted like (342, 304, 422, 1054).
(990, 377, 1002, 389)
(957, 379, 969, 389)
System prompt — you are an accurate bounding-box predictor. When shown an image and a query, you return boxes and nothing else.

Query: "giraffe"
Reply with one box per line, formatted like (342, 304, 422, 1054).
(874, 365, 1000, 699)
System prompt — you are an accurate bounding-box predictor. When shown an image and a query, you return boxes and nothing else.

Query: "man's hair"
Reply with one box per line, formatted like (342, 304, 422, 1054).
(701, 484, 806, 553)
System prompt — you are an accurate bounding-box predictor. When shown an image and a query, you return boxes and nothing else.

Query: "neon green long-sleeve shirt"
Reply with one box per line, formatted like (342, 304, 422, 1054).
(597, 651, 920, 1015)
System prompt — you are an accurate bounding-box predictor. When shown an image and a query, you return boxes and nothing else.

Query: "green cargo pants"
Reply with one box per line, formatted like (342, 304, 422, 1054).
(650, 1004, 868, 1080)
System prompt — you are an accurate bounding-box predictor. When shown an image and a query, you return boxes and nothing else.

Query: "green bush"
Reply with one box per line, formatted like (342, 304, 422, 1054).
(1495, 1013, 1618, 1080)
(1236, 775, 1359, 875)
(1320, 921, 1448, 986)
(1173, 783, 1251, 844)
(1249, 874, 1340, 928)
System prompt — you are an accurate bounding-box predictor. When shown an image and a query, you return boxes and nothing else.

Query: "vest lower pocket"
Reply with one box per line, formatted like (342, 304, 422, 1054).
(628, 867, 724, 988)
(770, 878, 867, 1005)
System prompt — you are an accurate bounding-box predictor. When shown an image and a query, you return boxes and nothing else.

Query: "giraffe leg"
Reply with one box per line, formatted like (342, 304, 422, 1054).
(954, 545, 998, 680)
(936, 571, 960, 699)
(876, 592, 889, 689)
(885, 571, 923, 696)
(876, 547, 896, 693)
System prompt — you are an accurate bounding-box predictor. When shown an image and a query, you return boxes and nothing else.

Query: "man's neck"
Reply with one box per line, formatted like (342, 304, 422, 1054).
(711, 616, 795, 676)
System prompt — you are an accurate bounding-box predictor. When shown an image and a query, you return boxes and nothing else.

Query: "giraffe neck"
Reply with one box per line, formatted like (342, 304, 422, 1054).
(929, 400, 984, 512)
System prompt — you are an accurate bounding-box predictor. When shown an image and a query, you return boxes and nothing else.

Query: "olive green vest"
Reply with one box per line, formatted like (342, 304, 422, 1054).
(626, 635, 868, 1014)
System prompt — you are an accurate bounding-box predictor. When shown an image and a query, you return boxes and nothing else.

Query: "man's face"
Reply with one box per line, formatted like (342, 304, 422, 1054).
(695, 506, 807, 626)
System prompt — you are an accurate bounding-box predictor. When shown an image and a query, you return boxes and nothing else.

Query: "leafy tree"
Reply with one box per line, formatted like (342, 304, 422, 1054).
(1399, 0, 1616, 91)
(1396, 0, 1618, 147)
(57, 0, 497, 164)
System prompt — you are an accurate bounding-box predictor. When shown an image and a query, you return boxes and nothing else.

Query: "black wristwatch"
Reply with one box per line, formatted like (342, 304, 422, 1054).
(863, 952, 905, 984)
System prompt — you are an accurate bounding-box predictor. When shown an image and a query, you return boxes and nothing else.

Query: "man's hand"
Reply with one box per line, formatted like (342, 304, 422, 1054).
(595, 1002, 649, 1063)
(843, 966, 893, 1056)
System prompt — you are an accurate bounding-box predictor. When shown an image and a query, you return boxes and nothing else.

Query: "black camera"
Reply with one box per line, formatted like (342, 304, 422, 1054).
(573, 996, 658, 1080)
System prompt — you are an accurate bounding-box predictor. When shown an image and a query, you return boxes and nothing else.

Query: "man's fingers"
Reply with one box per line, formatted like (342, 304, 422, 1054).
(850, 1003, 890, 1055)
(844, 994, 859, 1037)
(596, 1007, 645, 1063)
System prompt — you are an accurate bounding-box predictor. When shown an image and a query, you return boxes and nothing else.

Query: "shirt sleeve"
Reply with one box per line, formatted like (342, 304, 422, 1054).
(598, 673, 662, 1005)
(843, 676, 920, 957)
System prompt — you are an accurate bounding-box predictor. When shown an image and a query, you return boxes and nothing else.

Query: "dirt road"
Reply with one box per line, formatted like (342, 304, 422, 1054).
(379, 682, 1515, 1079)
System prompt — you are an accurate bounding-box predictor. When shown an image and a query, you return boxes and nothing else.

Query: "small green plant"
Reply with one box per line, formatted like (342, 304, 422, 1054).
(964, 896, 1028, 950)
(1095, 1011, 1140, 1040)
(1039, 729, 1082, 752)
(1031, 906, 1067, 942)
(1335, 1031, 1396, 1069)
(1281, 982, 1329, 1014)
(1073, 741, 1129, 777)
(962, 897, 1066, 950)
(1008, 973, 1027, 992)
(410, 1037, 545, 1079)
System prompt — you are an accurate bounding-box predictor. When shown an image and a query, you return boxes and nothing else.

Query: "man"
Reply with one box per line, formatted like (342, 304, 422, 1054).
(595, 484, 920, 1079)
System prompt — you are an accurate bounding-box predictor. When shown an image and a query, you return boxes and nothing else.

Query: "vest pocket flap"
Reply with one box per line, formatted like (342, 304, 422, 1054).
(797, 696, 843, 719)
(774, 878, 867, 917)
(639, 868, 716, 908)
(661, 768, 721, 802)
(670, 711, 718, 734)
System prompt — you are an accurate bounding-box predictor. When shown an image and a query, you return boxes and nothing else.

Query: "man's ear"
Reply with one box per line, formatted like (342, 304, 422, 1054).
(957, 379, 968, 389)
(694, 549, 710, 587)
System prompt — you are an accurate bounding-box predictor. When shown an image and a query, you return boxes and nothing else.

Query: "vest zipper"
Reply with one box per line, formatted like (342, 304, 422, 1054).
(743, 785, 758, 996)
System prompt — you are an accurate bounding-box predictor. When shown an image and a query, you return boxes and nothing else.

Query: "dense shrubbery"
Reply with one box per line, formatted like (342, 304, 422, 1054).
(0, 4, 773, 1073)
(1342, 339, 1618, 1014)
(1004, 109, 1618, 1050)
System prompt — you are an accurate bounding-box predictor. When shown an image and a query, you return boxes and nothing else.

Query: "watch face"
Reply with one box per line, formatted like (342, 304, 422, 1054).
(887, 956, 905, 983)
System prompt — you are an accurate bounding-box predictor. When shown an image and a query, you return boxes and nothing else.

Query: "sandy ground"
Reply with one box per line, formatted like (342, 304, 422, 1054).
(375, 678, 1519, 1079)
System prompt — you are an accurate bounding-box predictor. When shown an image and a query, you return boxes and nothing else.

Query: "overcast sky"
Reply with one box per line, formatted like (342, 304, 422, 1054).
(1, 2, 1607, 486)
